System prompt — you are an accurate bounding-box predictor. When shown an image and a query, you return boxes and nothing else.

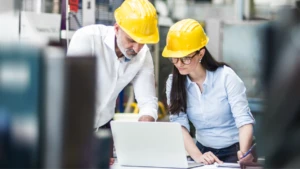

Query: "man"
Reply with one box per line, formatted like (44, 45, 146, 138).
(67, 0, 159, 130)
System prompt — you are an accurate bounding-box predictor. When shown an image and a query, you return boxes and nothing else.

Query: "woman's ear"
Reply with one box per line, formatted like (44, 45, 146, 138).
(199, 48, 206, 57)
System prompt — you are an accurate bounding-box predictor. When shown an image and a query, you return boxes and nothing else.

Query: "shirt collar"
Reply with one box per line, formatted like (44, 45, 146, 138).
(186, 75, 193, 87)
(186, 69, 214, 87)
(104, 26, 116, 52)
(103, 27, 133, 62)
(204, 70, 214, 87)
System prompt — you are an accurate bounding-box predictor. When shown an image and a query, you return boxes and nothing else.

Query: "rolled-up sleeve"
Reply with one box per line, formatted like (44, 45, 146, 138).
(225, 68, 255, 128)
(166, 75, 190, 131)
(132, 50, 158, 120)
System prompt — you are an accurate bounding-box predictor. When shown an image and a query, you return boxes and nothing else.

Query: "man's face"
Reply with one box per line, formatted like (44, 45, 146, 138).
(115, 24, 144, 58)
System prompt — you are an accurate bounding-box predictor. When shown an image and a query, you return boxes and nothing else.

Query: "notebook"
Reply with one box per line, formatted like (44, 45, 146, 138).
(215, 162, 240, 168)
(110, 121, 203, 168)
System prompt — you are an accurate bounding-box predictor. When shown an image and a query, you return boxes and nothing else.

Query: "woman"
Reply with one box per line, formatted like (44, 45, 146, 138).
(163, 19, 255, 165)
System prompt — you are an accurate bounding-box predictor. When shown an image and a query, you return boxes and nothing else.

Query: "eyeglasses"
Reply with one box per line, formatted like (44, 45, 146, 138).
(169, 52, 198, 65)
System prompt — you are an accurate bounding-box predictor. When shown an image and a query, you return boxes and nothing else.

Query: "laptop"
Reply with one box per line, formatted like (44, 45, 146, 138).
(110, 121, 204, 168)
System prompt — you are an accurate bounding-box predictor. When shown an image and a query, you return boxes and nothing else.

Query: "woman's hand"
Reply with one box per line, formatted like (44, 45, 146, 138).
(237, 150, 254, 163)
(196, 151, 223, 165)
(109, 158, 115, 165)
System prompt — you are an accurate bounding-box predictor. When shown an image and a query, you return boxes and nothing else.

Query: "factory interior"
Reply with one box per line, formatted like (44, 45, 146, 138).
(1, 0, 300, 169)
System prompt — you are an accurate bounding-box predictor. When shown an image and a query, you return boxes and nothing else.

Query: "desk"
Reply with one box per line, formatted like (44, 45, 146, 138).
(111, 163, 239, 169)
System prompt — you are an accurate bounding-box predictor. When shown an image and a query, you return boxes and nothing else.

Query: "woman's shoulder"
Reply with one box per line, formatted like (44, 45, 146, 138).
(211, 66, 242, 85)
(218, 66, 244, 88)
(214, 65, 238, 77)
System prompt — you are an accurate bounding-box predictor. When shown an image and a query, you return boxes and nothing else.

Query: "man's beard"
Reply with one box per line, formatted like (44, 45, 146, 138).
(116, 37, 137, 59)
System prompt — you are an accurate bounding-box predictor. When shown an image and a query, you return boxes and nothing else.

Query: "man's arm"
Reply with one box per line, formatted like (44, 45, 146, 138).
(67, 28, 93, 57)
(131, 50, 158, 121)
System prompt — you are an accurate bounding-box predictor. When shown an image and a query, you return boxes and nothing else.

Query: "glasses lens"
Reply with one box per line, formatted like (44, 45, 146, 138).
(169, 57, 193, 65)
(170, 58, 178, 64)
(182, 58, 191, 64)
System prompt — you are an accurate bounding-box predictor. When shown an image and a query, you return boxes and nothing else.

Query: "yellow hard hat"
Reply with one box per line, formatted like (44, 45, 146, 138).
(162, 19, 209, 58)
(114, 0, 159, 44)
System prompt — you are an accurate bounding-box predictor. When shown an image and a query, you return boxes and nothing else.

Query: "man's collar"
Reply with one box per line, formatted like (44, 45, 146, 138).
(104, 26, 116, 51)
(104, 27, 132, 62)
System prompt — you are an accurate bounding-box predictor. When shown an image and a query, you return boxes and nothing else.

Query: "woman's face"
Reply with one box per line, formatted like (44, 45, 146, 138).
(172, 49, 204, 75)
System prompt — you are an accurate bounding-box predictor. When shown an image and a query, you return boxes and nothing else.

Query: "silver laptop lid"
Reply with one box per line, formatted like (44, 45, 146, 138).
(111, 121, 189, 168)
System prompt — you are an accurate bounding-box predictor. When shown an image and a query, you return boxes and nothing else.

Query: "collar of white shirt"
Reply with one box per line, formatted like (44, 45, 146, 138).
(104, 27, 116, 52)
(103, 27, 133, 62)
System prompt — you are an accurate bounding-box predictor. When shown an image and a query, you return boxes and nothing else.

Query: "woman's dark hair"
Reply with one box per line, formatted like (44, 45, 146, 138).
(169, 47, 229, 115)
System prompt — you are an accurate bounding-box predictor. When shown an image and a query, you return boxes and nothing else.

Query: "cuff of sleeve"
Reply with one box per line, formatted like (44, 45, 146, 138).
(138, 108, 158, 121)
(180, 123, 190, 132)
(236, 111, 256, 128)
(169, 113, 190, 132)
(236, 119, 255, 128)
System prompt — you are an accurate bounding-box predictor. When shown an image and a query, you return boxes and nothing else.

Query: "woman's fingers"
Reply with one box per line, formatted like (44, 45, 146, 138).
(237, 150, 244, 159)
(109, 158, 115, 165)
(210, 152, 223, 164)
(202, 152, 217, 164)
(202, 152, 223, 164)
(204, 156, 213, 164)
(199, 151, 223, 165)
(237, 150, 254, 163)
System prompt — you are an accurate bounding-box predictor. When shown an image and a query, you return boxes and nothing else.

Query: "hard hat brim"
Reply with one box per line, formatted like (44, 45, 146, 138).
(162, 37, 209, 58)
(120, 25, 160, 44)
(162, 47, 199, 58)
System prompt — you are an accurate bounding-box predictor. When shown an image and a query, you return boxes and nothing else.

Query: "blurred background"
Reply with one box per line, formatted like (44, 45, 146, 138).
(1, 0, 300, 168)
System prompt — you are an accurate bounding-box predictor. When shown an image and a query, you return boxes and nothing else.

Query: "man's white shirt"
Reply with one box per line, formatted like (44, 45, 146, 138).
(67, 25, 158, 128)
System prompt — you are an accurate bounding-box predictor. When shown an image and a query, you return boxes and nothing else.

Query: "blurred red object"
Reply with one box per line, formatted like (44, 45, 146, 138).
(69, 0, 79, 12)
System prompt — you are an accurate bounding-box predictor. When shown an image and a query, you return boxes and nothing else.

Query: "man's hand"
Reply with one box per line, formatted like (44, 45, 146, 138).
(138, 115, 155, 122)
(237, 150, 254, 163)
